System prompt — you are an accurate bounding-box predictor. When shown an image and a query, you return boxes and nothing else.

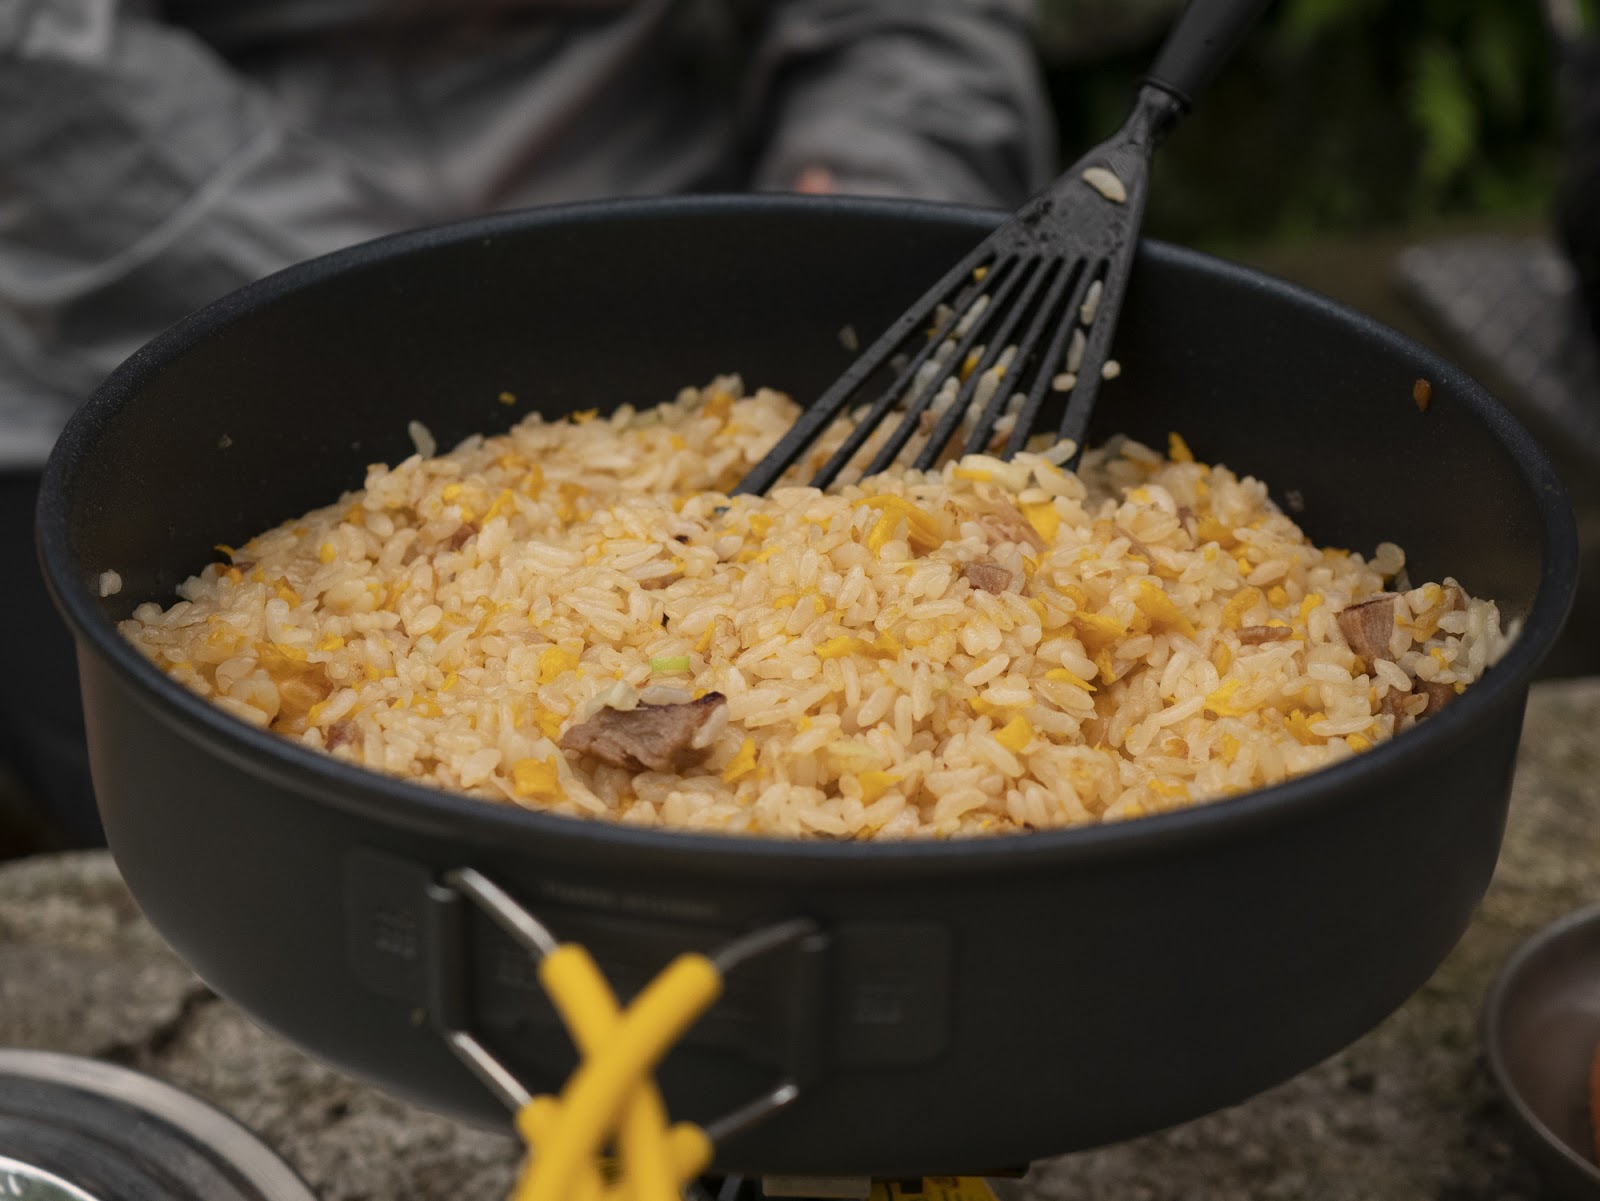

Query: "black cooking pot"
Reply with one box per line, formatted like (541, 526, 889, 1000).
(37, 197, 1577, 1177)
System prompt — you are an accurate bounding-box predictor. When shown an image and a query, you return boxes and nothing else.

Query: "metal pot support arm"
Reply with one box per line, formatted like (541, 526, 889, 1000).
(424, 866, 822, 1200)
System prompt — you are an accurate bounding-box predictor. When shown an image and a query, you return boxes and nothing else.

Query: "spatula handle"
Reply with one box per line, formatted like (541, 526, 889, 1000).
(1144, 0, 1272, 111)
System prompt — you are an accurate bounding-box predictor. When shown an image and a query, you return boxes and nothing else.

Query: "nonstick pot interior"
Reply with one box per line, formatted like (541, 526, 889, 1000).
(38, 197, 1577, 1175)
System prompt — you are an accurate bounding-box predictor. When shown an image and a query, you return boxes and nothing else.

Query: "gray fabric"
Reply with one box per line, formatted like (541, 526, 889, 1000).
(0, 0, 1056, 470)
(750, 2, 1055, 206)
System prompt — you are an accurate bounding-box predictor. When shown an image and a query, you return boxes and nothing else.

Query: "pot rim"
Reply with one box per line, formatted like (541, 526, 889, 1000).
(37, 193, 1580, 873)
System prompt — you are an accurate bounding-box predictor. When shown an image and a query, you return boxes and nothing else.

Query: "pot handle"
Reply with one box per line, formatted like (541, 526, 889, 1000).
(423, 867, 819, 1145)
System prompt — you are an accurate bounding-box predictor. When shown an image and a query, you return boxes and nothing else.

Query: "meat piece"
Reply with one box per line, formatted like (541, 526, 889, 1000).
(326, 720, 357, 751)
(638, 571, 683, 591)
(1416, 679, 1457, 717)
(561, 693, 728, 773)
(1237, 625, 1292, 645)
(445, 523, 478, 552)
(1379, 676, 1456, 724)
(975, 501, 1046, 552)
(1336, 596, 1396, 660)
(1379, 688, 1415, 723)
(963, 559, 1013, 594)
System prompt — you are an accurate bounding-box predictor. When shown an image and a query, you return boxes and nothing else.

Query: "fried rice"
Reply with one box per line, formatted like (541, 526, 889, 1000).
(119, 378, 1512, 838)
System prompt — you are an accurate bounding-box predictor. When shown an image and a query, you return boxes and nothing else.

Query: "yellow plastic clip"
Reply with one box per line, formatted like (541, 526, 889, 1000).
(513, 950, 721, 1201)
(434, 870, 809, 1201)
(524, 951, 719, 1201)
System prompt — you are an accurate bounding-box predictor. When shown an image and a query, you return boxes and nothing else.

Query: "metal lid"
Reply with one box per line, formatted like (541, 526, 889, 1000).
(0, 1050, 316, 1201)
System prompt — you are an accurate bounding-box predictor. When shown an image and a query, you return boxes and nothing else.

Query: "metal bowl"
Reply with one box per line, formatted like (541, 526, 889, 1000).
(1485, 904, 1600, 1200)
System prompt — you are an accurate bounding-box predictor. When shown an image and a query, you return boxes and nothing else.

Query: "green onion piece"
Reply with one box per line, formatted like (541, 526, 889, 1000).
(650, 655, 691, 674)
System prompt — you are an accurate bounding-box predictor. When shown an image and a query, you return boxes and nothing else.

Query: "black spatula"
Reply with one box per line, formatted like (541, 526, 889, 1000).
(736, 0, 1271, 496)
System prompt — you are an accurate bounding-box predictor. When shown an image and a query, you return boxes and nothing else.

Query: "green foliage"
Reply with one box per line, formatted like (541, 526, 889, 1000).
(1037, 0, 1562, 245)
(1412, 39, 1476, 191)
(1276, 0, 1386, 50)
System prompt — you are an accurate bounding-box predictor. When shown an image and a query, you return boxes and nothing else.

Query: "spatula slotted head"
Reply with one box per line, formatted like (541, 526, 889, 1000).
(735, 87, 1183, 497)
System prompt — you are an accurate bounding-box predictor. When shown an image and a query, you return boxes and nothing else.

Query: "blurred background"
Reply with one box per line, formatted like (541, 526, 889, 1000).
(1047, 0, 1560, 250)
(2, 0, 1598, 856)
(1040, 0, 1594, 369)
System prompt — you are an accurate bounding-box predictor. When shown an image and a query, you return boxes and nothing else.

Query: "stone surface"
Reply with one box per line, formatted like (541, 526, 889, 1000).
(1, 681, 1598, 1200)
(0, 847, 522, 1198)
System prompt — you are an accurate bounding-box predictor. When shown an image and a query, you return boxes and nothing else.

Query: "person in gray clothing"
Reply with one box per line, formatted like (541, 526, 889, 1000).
(0, 0, 1056, 845)
(2, 0, 1054, 466)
